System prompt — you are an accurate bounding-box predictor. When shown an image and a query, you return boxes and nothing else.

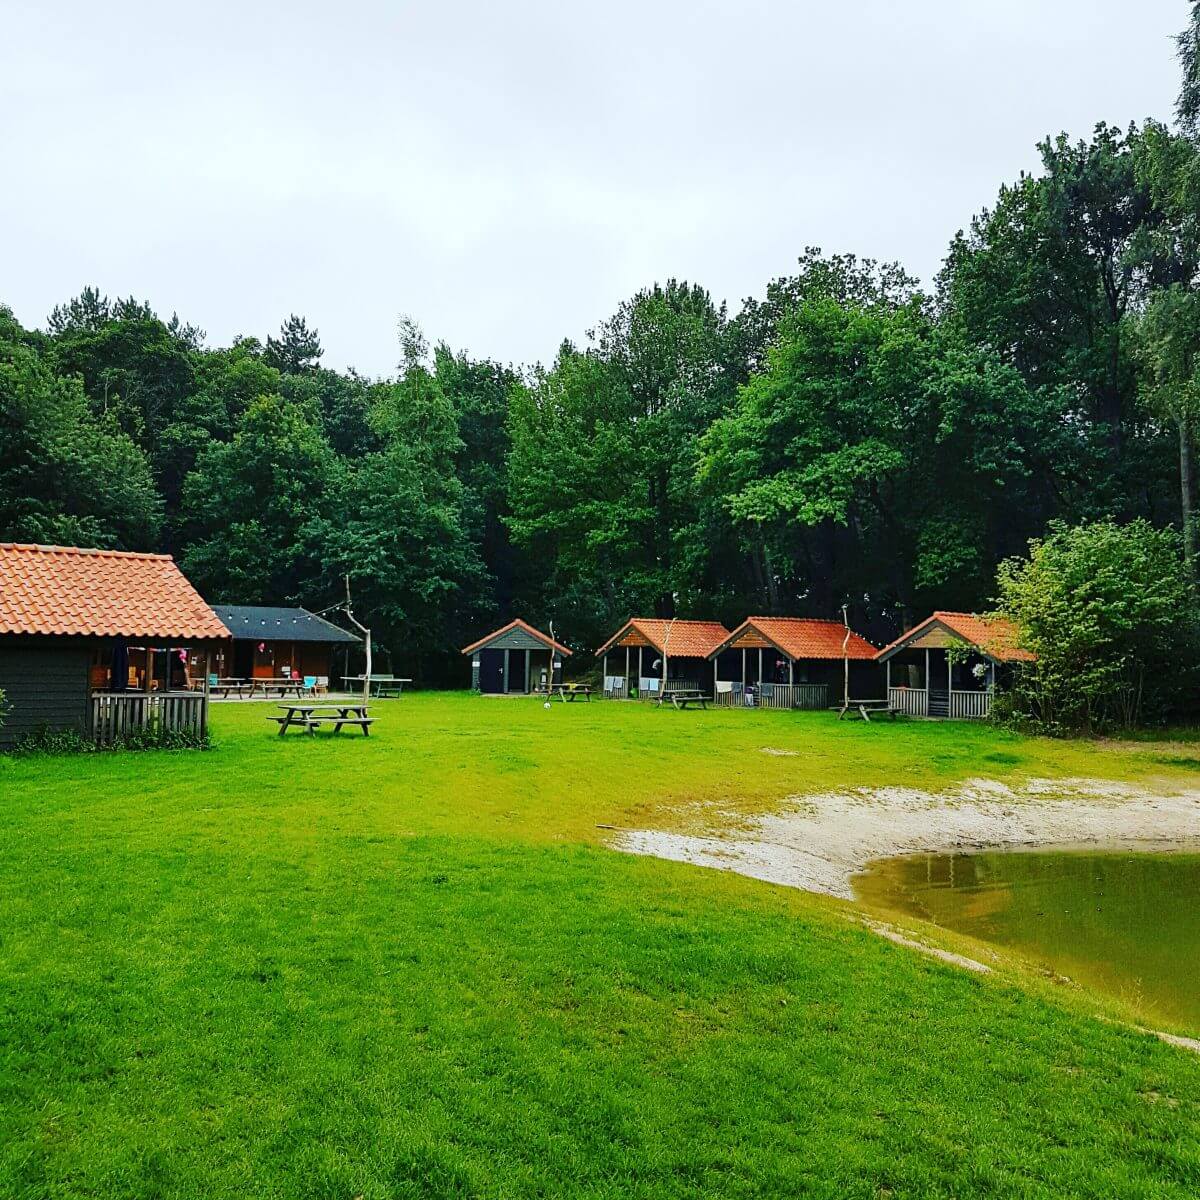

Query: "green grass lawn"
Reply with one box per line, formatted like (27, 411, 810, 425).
(2, 695, 1199, 1198)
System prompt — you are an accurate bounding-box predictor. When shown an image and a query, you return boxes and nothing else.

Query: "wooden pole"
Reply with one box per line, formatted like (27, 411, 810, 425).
(841, 605, 850, 709)
(343, 575, 372, 705)
(503, 648, 510, 694)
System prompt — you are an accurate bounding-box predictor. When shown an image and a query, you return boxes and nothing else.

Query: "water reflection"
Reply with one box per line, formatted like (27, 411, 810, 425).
(853, 847, 1200, 1035)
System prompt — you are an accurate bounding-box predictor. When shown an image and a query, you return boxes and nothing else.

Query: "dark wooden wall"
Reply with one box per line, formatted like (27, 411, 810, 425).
(0, 637, 91, 747)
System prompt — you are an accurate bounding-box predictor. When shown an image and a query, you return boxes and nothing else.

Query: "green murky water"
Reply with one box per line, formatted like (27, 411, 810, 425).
(853, 846, 1200, 1035)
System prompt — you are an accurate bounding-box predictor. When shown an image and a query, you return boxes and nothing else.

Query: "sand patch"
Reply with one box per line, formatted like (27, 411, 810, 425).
(611, 776, 1200, 899)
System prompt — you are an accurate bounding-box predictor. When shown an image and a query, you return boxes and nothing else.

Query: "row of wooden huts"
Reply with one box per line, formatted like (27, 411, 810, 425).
(463, 611, 1033, 719)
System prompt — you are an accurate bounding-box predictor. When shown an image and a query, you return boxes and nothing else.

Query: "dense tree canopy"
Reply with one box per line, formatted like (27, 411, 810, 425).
(5, 22, 1200, 684)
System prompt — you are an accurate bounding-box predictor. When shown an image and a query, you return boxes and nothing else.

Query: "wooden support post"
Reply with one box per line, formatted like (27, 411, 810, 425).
(524, 651, 531, 693)
(741, 647, 746, 684)
(788, 658, 794, 685)
(925, 648, 930, 709)
(713, 657, 718, 693)
(886, 658, 891, 692)
(625, 645, 630, 695)
(602, 653, 608, 695)
(758, 647, 763, 685)
(503, 648, 510, 694)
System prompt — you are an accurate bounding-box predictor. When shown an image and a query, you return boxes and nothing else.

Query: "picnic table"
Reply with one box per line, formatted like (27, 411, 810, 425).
(657, 688, 710, 710)
(342, 674, 413, 698)
(837, 699, 899, 722)
(252, 678, 311, 699)
(271, 702, 374, 737)
(549, 683, 591, 702)
(212, 678, 252, 698)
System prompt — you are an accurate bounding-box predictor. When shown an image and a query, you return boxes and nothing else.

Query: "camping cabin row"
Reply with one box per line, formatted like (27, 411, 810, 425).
(465, 610, 1033, 719)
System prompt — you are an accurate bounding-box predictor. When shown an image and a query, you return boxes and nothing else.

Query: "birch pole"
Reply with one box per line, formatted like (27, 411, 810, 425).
(344, 575, 372, 706)
(841, 604, 851, 709)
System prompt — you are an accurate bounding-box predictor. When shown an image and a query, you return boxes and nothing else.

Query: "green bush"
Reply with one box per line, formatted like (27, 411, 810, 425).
(995, 519, 1200, 733)
(10, 722, 210, 755)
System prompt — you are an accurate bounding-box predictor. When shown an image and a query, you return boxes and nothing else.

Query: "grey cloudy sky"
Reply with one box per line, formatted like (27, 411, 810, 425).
(1, 1, 1185, 376)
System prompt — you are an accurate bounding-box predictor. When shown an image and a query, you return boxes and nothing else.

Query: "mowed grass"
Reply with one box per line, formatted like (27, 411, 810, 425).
(1, 694, 1199, 1199)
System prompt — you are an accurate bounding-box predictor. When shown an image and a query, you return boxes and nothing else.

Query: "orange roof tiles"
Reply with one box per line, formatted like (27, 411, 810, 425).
(718, 617, 878, 661)
(461, 618, 572, 657)
(877, 611, 1034, 663)
(597, 618, 731, 659)
(0, 543, 231, 640)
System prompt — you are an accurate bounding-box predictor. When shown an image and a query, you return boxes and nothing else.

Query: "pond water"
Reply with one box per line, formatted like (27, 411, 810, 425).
(853, 846, 1200, 1035)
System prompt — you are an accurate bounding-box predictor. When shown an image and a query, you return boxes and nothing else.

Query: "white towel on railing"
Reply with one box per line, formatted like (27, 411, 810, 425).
(640, 677, 659, 692)
(715, 680, 733, 694)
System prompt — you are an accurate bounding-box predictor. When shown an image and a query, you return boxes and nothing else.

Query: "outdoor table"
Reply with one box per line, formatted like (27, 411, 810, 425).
(213, 678, 252, 698)
(837, 699, 899, 722)
(271, 702, 374, 736)
(252, 678, 311, 699)
(342, 675, 413, 698)
(657, 688, 710, 710)
(550, 683, 591, 702)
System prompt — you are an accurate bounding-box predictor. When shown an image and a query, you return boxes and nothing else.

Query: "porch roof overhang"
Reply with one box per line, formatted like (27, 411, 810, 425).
(708, 617, 878, 662)
(596, 618, 730, 659)
(876, 612, 1034, 665)
(461, 618, 572, 657)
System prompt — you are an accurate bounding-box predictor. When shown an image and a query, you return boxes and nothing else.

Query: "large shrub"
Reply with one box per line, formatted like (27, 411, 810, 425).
(995, 520, 1200, 733)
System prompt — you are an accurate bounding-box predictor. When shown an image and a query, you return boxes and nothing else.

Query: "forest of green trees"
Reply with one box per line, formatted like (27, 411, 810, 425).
(6, 16, 1200, 683)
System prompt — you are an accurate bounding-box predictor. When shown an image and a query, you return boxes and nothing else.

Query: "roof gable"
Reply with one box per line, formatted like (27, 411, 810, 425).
(461, 619, 571, 657)
(713, 617, 878, 661)
(876, 611, 1034, 663)
(210, 605, 360, 644)
(0, 543, 230, 640)
(596, 618, 731, 658)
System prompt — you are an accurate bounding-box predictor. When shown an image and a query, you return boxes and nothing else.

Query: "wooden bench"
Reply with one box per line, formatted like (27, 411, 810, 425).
(271, 703, 373, 736)
(837, 699, 899, 722)
(658, 688, 710, 710)
(551, 683, 591, 702)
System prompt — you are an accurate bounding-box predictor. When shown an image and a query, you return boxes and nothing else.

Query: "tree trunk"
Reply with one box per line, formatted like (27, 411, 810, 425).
(1181, 413, 1197, 579)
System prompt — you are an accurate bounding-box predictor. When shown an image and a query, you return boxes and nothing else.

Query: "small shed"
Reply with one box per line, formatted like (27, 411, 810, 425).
(876, 611, 1034, 719)
(209, 605, 360, 685)
(709, 617, 880, 709)
(596, 618, 730, 699)
(0, 543, 231, 747)
(462, 619, 571, 694)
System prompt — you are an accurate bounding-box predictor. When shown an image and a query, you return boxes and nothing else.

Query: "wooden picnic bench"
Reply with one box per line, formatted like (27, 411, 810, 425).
(343, 675, 413, 698)
(658, 688, 710, 710)
(212, 678, 252, 698)
(252, 678, 312, 699)
(550, 683, 591, 702)
(270, 702, 374, 736)
(837, 699, 899, 722)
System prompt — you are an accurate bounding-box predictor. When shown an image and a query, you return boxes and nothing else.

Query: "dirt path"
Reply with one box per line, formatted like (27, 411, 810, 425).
(612, 775, 1200, 899)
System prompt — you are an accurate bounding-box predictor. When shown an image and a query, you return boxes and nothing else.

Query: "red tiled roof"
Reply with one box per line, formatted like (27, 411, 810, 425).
(461, 618, 572, 657)
(877, 611, 1035, 663)
(596, 618, 731, 659)
(716, 617, 878, 661)
(0, 543, 231, 640)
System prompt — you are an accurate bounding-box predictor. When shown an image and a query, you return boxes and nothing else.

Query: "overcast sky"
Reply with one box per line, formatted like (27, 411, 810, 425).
(0, 1, 1186, 377)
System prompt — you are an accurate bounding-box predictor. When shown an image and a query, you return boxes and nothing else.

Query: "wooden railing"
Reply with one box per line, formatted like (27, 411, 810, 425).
(602, 678, 628, 700)
(713, 682, 831, 710)
(889, 687, 928, 717)
(759, 683, 830, 710)
(949, 689, 991, 720)
(89, 691, 208, 747)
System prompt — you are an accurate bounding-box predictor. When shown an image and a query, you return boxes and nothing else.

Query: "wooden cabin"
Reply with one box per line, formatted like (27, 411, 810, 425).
(876, 611, 1034, 719)
(708, 617, 880, 709)
(208, 605, 360, 687)
(596, 619, 730, 699)
(0, 543, 231, 747)
(462, 619, 570, 694)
